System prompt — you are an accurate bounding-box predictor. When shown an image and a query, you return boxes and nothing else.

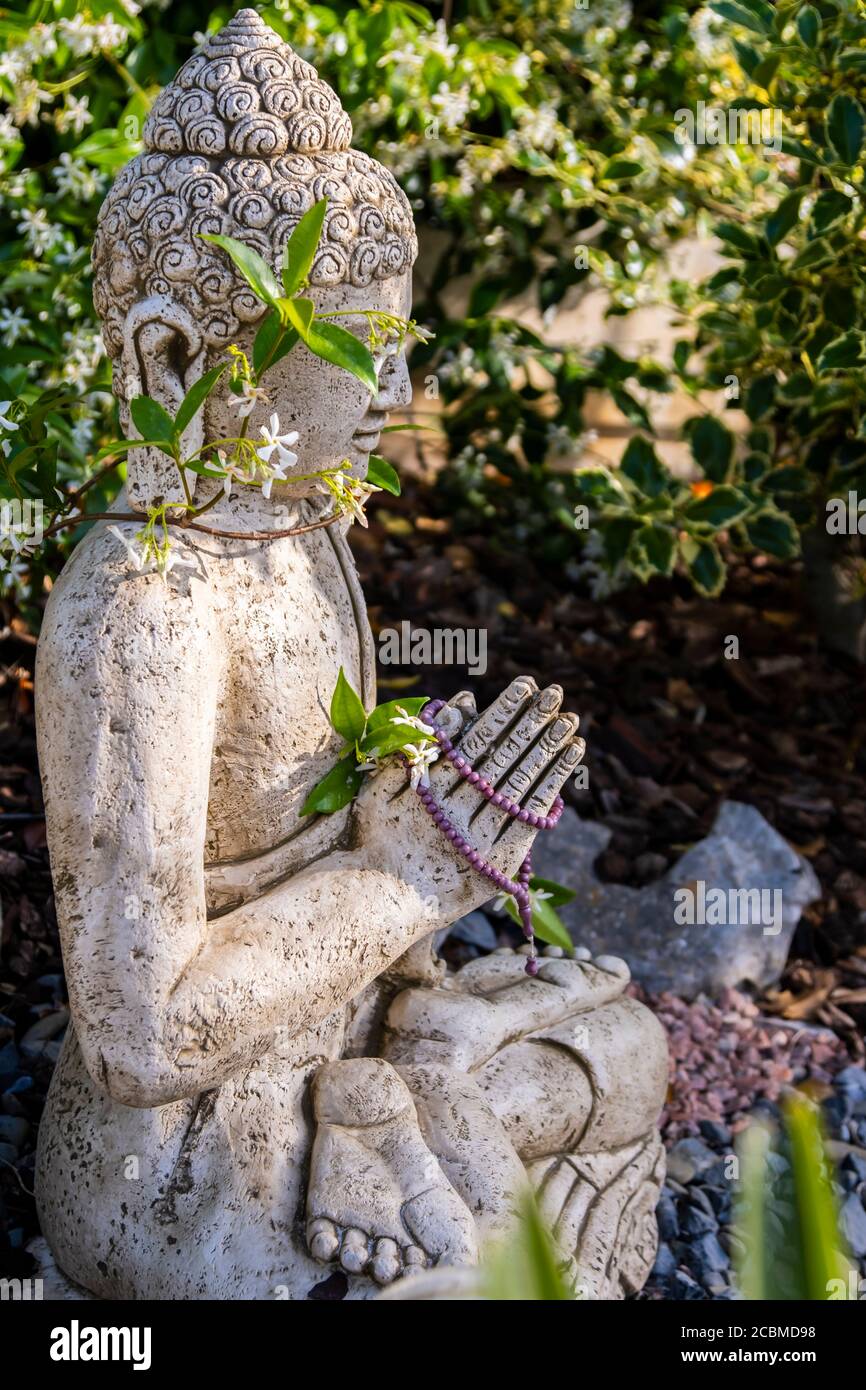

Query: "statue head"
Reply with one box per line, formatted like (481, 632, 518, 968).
(92, 9, 418, 508)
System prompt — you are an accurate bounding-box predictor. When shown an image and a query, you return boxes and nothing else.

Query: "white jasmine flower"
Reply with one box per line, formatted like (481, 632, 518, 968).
(0, 402, 19, 434)
(0, 51, 30, 83)
(11, 79, 46, 129)
(17, 207, 62, 255)
(107, 524, 145, 571)
(54, 94, 93, 136)
(0, 308, 28, 347)
(431, 85, 472, 131)
(0, 113, 20, 144)
(403, 740, 440, 790)
(233, 381, 269, 419)
(26, 23, 58, 58)
(256, 413, 299, 469)
(515, 104, 561, 151)
(389, 706, 433, 736)
(0, 552, 29, 584)
(428, 19, 458, 63)
(338, 478, 378, 527)
(53, 152, 99, 201)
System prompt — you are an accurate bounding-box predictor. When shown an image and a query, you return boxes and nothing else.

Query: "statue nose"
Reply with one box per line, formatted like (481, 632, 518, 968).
(374, 356, 412, 410)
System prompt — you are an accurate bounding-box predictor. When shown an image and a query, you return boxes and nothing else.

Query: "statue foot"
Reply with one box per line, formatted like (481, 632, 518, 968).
(529, 1131, 666, 1300)
(307, 1057, 478, 1286)
(383, 948, 631, 1072)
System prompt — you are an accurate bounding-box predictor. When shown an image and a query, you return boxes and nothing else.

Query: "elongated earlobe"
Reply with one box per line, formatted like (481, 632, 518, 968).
(120, 296, 207, 512)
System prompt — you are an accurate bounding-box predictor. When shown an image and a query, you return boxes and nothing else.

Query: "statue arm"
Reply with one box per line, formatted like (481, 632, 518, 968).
(36, 568, 438, 1109)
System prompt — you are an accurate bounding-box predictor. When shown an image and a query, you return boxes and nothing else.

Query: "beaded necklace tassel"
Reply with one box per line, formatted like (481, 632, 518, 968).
(412, 698, 565, 978)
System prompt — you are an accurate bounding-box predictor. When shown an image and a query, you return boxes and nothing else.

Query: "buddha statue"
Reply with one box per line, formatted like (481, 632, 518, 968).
(33, 10, 668, 1300)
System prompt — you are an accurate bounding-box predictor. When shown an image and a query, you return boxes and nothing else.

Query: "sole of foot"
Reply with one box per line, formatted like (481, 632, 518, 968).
(307, 1057, 478, 1286)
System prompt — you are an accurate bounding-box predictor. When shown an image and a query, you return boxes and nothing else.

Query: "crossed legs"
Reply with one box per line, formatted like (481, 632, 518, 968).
(305, 948, 668, 1294)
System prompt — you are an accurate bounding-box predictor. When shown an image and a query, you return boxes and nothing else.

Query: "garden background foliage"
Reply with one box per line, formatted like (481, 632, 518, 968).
(0, 0, 864, 614)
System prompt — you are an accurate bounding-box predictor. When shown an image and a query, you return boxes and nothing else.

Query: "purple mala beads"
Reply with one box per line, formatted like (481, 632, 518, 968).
(411, 698, 565, 976)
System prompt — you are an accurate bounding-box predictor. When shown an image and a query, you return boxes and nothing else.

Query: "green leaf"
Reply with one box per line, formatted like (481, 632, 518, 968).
(600, 158, 644, 181)
(796, 4, 820, 47)
(300, 760, 364, 816)
(130, 397, 175, 455)
(573, 467, 627, 505)
(253, 310, 299, 376)
(620, 436, 667, 497)
(282, 296, 315, 338)
(745, 508, 801, 559)
(709, 0, 773, 35)
(330, 667, 367, 743)
(366, 697, 429, 731)
(366, 455, 401, 495)
(356, 724, 435, 759)
(715, 221, 762, 257)
(765, 191, 802, 247)
(684, 484, 751, 530)
(812, 190, 852, 233)
(530, 897, 574, 953)
(745, 374, 776, 422)
(282, 198, 328, 297)
(174, 364, 227, 438)
(199, 232, 281, 306)
(529, 876, 576, 909)
(825, 92, 865, 166)
(816, 331, 864, 373)
(783, 1094, 853, 1301)
(304, 321, 378, 395)
(688, 416, 735, 482)
(503, 895, 573, 953)
(680, 536, 727, 597)
(629, 522, 676, 578)
(612, 387, 651, 432)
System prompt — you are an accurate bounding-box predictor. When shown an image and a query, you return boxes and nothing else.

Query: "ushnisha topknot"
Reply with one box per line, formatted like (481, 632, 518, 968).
(142, 7, 353, 158)
(92, 9, 417, 362)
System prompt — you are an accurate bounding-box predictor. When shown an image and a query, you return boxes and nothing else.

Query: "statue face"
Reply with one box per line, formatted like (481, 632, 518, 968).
(203, 268, 414, 487)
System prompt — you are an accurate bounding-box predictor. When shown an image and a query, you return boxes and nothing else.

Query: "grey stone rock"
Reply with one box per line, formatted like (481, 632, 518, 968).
(652, 1242, 677, 1278)
(0, 1116, 28, 1147)
(699, 1119, 732, 1148)
(447, 912, 498, 951)
(20, 1008, 68, 1057)
(839, 1194, 866, 1257)
(690, 1232, 730, 1274)
(666, 1138, 719, 1185)
(682, 1205, 717, 1237)
(842, 1152, 866, 1185)
(531, 801, 820, 997)
(672, 1269, 705, 1299)
(837, 1066, 866, 1100)
(656, 1191, 679, 1241)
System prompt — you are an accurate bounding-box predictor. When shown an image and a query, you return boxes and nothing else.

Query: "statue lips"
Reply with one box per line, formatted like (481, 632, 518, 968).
(351, 411, 388, 454)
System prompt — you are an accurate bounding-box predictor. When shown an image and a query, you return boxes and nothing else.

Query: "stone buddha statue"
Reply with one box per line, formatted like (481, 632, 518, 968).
(33, 10, 667, 1300)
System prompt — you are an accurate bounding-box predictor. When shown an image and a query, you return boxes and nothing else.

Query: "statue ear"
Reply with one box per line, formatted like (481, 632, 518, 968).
(120, 297, 208, 511)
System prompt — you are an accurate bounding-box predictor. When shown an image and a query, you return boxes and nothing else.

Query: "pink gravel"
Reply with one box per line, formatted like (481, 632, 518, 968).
(631, 985, 851, 1141)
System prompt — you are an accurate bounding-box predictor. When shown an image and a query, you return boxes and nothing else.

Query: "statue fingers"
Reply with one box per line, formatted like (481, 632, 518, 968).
(446, 675, 538, 781)
(440, 679, 552, 813)
(505, 735, 586, 842)
(470, 712, 579, 845)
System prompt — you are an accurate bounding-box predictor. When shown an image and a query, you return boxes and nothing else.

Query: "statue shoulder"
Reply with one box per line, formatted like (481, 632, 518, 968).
(37, 520, 217, 679)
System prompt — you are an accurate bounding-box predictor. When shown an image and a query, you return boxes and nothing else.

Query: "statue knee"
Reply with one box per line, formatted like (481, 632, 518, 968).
(543, 995, 669, 1151)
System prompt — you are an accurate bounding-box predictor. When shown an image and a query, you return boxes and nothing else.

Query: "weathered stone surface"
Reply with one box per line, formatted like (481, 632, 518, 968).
(532, 801, 820, 997)
(34, 10, 667, 1302)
